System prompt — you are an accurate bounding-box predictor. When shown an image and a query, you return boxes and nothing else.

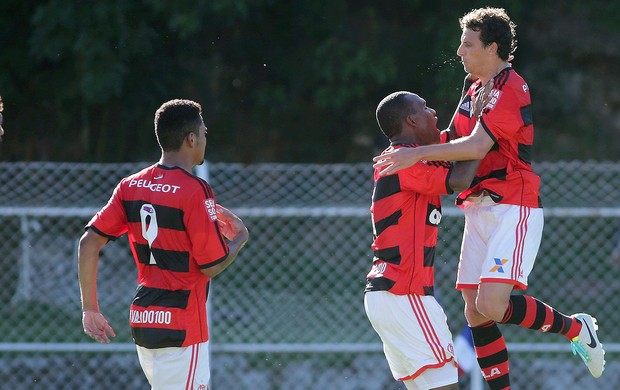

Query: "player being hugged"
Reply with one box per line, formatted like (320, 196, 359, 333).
(365, 91, 480, 390)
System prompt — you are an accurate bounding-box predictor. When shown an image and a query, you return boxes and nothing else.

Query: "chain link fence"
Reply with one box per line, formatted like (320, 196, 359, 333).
(0, 161, 619, 389)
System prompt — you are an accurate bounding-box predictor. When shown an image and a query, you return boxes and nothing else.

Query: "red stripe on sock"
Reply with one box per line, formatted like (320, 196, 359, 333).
(475, 336, 507, 358)
(564, 317, 582, 340)
(519, 295, 538, 329)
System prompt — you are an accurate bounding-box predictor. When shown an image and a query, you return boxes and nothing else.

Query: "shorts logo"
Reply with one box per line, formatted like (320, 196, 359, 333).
(490, 258, 508, 273)
(204, 199, 218, 221)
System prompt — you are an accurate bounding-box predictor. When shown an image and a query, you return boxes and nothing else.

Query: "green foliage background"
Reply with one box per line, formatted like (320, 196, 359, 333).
(1, 0, 619, 162)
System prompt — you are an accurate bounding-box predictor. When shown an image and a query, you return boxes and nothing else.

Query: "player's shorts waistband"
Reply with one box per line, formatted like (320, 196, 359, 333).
(464, 190, 493, 203)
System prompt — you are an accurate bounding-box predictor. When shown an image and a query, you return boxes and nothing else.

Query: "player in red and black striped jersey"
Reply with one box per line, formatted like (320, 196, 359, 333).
(373, 8, 605, 388)
(365, 91, 479, 390)
(78, 99, 249, 389)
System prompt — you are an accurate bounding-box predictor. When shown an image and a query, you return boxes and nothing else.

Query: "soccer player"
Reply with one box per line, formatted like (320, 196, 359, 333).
(364, 91, 480, 390)
(78, 99, 249, 389)
(372, 7, 605, 388)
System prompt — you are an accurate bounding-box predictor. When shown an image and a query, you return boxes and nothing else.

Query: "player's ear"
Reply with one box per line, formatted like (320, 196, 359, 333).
(185, 131, 197, 146)
(405, 114, 417, 127)
(487, 42, 499, 56)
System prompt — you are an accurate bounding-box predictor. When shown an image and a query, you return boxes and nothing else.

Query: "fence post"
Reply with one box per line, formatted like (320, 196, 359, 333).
(11, 215, 34, 307)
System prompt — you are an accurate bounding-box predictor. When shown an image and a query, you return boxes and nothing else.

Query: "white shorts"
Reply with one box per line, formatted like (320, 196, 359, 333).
(136, 340, 210, 390)
(364, 291, 458, 386)
(456, 196, 543, 290)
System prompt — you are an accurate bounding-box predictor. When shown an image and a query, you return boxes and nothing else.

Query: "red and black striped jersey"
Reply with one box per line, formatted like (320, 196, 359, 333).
(366, 145, 454, 296)
(454, 67, 541, 208)
(87, 164, 229, 349)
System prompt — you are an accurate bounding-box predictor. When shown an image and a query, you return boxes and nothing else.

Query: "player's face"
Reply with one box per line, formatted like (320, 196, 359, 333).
(411, 95, 439, 144)
(194, 123, 208, 165)
(457, 28, 491, 78)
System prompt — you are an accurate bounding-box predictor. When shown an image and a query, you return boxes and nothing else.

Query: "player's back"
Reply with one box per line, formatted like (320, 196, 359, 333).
(119, 164, 216, 290)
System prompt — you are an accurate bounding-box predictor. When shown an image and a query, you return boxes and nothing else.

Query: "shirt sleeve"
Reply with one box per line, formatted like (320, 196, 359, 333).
(399, 160, 453, 195)
(183, 187, 229, 269)
(87, 182, 128, 240)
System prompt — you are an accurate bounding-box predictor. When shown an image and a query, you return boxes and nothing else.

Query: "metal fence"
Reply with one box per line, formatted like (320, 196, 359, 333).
(0, 161, 619, 390)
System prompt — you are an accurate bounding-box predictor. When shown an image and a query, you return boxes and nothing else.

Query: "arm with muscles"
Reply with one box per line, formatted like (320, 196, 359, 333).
(449, 159, 481, 192)
(374, 121, 494, 176)
(200, 204, 249, 279)
(78, 229, 116, 343)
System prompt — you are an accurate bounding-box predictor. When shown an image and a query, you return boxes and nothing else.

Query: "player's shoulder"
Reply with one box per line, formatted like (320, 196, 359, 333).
(503, 68, 530, 94)
(118, 164, 157, 185)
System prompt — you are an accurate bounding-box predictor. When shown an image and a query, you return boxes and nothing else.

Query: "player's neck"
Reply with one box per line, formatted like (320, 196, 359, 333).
(478, 60, 511, 85)
(391, 135, 432, 147)
(159, 152, 194, 173)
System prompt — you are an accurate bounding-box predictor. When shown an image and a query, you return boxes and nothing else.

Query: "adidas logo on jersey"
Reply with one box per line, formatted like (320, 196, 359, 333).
(459, 101, 471, 113)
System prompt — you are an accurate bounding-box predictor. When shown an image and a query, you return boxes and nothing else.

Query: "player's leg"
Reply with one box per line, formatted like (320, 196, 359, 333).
(476, 205, 580, 335)
(463, 287, 510, 390)
(458, 199, 512, 390)
(478, 204, 605, 377)
(364, 292, 457, 388)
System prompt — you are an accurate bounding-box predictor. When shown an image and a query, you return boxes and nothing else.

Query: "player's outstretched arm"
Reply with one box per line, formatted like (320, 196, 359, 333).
(200, 204, 249, 279)
(373, 122, 494, 176)
(373, 147, 423, 176)
(78, 229, 116, 343)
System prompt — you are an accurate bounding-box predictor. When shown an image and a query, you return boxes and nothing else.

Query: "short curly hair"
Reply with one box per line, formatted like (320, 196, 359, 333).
(459, 7, 517, 61)
(376, 91, 417, 139)
(154, 99, 203, 152)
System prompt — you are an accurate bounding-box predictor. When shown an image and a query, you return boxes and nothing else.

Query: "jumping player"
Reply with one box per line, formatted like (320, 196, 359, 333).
(364, 91, 480, 390)
(372, 7, 605, 388)
(78, 99, 249, 389)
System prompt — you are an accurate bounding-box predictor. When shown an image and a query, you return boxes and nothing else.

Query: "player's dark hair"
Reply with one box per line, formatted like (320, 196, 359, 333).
(154, 99, 203, 152)
(460, 7, 516, 61)
(376, 92, 416, 140)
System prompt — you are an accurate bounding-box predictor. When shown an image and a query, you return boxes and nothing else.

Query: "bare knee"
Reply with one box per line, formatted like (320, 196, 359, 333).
(475, 294, 509, 322)
(462, 290, 487, 326)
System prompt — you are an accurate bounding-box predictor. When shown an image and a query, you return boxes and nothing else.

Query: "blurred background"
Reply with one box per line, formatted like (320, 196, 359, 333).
(1, 1, 620, 389)
(1, 0, 620, 163)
